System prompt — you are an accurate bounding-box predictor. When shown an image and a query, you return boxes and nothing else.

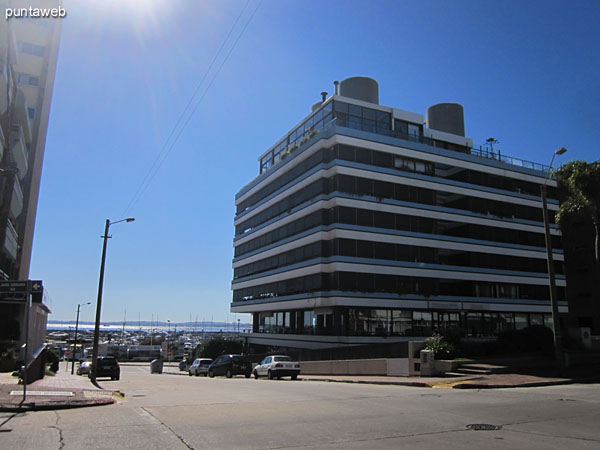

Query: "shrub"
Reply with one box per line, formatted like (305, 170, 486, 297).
(425, 333, 454, 359)
(193, 337, 244, 360)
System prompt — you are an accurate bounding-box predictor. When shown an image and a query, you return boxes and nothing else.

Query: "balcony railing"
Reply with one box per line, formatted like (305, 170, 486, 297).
(10, 178, 23, 219)
(3, 219, 18, 260)
(9, 123, 28, 179)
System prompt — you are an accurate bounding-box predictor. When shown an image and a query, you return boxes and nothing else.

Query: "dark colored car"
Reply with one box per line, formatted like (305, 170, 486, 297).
(207, 354, 251, 378)
(89, 356, 120, 380)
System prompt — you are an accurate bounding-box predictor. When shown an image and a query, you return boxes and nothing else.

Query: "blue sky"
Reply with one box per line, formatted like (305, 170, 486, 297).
(29, 0, 600, 324)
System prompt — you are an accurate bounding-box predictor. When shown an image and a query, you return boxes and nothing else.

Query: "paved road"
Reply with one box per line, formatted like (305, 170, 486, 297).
(1, 364, 599, 449)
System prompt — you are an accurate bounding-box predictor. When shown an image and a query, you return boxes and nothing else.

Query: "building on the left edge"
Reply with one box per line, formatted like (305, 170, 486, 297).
(0, 0, 62, 361)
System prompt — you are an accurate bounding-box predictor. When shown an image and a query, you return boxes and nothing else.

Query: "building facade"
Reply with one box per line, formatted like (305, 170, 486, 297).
(231, 77, 566, 350)
(0, 1, 61, 358)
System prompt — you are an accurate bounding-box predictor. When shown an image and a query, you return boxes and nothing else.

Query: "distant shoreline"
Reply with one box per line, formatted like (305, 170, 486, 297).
(47, 322, 251, 333)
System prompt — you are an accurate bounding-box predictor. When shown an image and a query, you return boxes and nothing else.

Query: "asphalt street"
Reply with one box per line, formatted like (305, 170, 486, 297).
(1, 364, 599, 449)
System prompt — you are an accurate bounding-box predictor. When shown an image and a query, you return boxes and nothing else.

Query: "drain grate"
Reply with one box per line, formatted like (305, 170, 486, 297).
(466, 424, 502, 431)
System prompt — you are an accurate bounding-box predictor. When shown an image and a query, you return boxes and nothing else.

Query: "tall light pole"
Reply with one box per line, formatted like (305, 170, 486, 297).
(71, 301, 91, 374)
(541, 147, 567, 373)
(90, 218, 135, 386)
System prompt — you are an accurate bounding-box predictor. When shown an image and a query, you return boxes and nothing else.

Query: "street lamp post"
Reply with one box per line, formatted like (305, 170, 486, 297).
(90, 218, 134, 386)
(71, 301, 91, 375)
(541, 147, 567, 373)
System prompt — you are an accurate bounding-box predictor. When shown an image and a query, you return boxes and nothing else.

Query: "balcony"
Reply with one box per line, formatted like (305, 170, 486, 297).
(9, 124, 29, 180)
(10, 178, 23, 219)
(14, 89, 32, 144)
(0, 126, 4, 161)
(0, 28, 19, 115)
(3, 220, 18, 261)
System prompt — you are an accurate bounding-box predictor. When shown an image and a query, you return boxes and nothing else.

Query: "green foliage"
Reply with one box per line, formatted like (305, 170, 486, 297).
(45, 347, 61, 365)
(1, 346, 16, 359)
(424, 333, 454, 359)
(556, 160, 600, 262)
(0, 347, 18, 372)
(193, 337, 244, 360)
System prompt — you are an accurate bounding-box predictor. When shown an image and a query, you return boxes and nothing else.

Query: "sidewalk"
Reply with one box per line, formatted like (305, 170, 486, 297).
(0, 361, 116, 412)
(162, 363, 598, 389)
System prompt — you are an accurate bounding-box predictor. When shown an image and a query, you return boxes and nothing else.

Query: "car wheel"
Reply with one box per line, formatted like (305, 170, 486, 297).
(208, 370, 215, 378)
(253, 370, 259, 379)
(188, 371, 192, 376)
(226, 369, 232, 378)
(116, 375, 120, 381)
(268, 370, 274, 380)
(291, 374, 298, 380)
(195, 371, 199, 377)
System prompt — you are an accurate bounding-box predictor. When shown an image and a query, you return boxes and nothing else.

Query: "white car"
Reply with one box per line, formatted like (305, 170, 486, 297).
(253, 355, 300, 380)
(188, 358, 212, 376)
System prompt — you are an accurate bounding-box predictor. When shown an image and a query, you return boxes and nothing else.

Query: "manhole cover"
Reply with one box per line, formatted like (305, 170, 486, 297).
(466, 424, 502, 431)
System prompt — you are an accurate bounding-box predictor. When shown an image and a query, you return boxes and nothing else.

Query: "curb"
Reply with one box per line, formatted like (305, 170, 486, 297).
(0, 397, 114, 412)
(300, 377, 432, 387)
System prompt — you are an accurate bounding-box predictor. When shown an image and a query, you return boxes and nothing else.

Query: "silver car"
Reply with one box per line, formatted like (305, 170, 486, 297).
(188, 358, 212, 376)
(77, 360, 91, 376)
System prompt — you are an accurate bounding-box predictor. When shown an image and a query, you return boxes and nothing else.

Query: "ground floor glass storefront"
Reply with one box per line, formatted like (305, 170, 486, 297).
(254, 307, 554, 338)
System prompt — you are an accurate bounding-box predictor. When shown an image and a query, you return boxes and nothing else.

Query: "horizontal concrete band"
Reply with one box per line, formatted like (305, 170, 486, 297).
(232, 260, 567, 290)
(233, 228, 563, 268)
(230, 295, 567, 314)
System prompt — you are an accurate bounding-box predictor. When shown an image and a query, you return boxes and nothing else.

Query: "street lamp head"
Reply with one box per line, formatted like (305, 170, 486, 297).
(555, 147, 567, 155)
(125, 218, 135, 223)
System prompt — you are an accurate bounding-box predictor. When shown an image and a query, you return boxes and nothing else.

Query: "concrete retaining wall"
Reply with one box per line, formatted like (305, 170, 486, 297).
(299, 358, 411, 376)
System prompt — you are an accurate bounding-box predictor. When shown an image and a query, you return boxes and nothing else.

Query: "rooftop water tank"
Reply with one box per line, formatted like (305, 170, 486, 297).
(339, 77, 379, 104)
(426, 103, 465, 137)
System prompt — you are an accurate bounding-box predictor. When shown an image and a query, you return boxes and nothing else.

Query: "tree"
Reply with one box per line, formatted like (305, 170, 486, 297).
(555, 161, 600, 263)
(193, 337, 243, 360)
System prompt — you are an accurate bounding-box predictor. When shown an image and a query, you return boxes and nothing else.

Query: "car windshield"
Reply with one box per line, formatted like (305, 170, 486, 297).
(273, 356, 292, 362)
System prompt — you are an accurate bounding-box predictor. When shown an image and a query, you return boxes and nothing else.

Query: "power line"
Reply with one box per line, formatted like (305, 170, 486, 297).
(122, 0, 262, 215)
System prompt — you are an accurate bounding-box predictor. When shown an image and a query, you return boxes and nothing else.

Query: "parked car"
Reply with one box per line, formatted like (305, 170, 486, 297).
(89, 356, 120, 380)
(253, 355, 300, 380)
(207, 354, 251, 378)
(77, 360, 91, 376)
(188, 358, 212, 376)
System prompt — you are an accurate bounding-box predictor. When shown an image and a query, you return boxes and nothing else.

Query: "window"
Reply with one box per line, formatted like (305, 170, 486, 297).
(17, 73, 40, 86)
(18, 41, 45, 57)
